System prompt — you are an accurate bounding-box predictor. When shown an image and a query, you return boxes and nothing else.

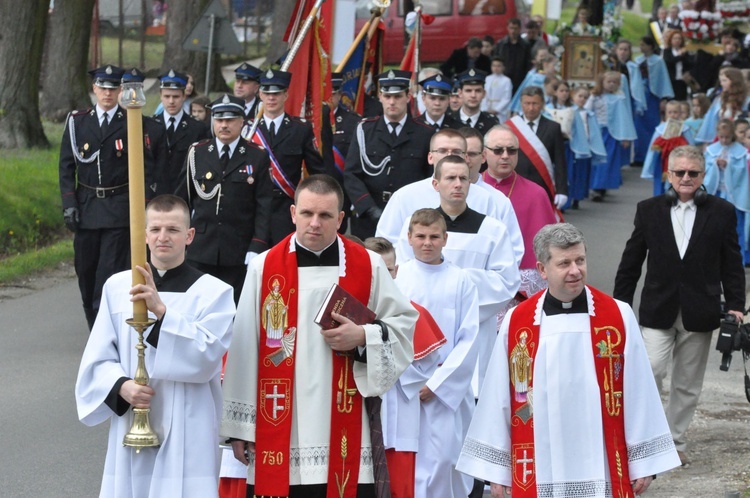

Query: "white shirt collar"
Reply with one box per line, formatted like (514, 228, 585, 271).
(96, 105, 116, 123)
(460, 109, 479, 124)
(165, 109, 184, 126)
(521, 114, 541, 128)
(215, 136, 240, 157)
(265, 112, 285, 130)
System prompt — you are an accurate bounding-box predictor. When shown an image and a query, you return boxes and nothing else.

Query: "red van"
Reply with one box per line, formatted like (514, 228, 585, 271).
(355, 0, 520, 64)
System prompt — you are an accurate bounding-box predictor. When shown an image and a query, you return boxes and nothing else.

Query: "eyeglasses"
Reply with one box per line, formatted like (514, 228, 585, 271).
(669, 170, 702, 178)
(466, 151, 483, 158)
(430, 148, 465, 156)
(485, 146, 519, 156)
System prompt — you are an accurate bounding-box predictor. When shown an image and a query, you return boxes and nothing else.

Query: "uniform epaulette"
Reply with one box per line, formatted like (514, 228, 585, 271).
(361, 116, 381, 123)
(244, 138, 264, 151)
(412, 118, 434, 130)
(287, 115, 308, 124)
(70, 108, 93, 118)
(193, 138, 213, 147)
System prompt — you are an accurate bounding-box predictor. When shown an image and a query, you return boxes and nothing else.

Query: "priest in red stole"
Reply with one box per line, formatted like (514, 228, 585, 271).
(221, 175, 417, 498)
(456, 223, 680, 497)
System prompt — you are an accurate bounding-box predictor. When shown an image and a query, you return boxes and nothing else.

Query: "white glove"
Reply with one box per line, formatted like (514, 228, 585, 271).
(554, 194, 568, 209)
(245, 251, 258, 266)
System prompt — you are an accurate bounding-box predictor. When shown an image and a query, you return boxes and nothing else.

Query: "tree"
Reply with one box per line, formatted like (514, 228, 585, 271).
(161, 0, 227, 93)
(0, 0, 49, 148)
(40, 0, 97, 123)
(265, 0, 296, 67)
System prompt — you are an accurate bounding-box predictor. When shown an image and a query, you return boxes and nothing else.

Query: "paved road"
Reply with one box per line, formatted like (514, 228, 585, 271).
(0, 167, 730, 497)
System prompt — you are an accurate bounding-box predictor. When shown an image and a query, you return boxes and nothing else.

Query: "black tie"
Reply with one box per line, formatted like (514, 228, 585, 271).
(528, 121, 535, 132)
(221, 144, 230, 172)
(167, 116, 176, 143)
(268, 120, 276, 141)
(465, 117, 472, 127)
(389, 122, 399, 140)
(100, 113, 110, 138)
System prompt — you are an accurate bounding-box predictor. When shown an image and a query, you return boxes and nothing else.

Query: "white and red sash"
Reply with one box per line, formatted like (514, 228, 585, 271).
(507, 287, 633, 497)
(506, 116, 563, 220)
(255, 234, 373, 498)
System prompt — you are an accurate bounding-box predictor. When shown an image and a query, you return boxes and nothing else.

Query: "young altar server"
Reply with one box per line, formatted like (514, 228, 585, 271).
(585, 71, 637, 202)
(397, 209, 480, 498)
(364, 236, 446, 498)
(75, 195, 236, 497)
(703, 119, 750, 263)
(395, 156, 521, 395)
(642, 100, 696, 196)
(567, 85, 607, 209)
(456, 223, 681, 497)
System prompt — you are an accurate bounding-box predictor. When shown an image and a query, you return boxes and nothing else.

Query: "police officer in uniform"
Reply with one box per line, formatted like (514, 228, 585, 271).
(243, 69, 328, 245)
(450, 68, 499, 136)
(175, 94, 272, 303)
(234, 62, 262, 120)
(414, 73, 463, 132)
(59, 65, 161, 329)
(152, 69, 210, 195)
(343, 69, 433, 239)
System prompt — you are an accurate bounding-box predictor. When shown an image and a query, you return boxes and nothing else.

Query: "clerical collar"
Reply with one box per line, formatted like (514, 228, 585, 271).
(149, 260, 203, 292)
(296, 240, 339, 267)
(436, 205, 485, 234)
(543, 290, 588, 316)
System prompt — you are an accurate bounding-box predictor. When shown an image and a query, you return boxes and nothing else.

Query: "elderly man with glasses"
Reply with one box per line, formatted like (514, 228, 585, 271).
(614, 145, 745, 467)
(481, 125, 556, 300)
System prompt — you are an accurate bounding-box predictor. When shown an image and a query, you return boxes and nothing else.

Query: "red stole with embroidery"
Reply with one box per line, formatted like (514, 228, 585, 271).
(507, 287, 633, 497)
(255, 234, 373, 498)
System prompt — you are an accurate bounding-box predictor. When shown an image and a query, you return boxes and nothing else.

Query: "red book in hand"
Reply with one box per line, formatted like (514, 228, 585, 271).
(314, 283, 376, 330)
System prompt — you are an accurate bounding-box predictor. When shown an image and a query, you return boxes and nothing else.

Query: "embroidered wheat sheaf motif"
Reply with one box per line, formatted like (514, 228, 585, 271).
(462, 437, 512, 468)
(627, 433, 675, 461)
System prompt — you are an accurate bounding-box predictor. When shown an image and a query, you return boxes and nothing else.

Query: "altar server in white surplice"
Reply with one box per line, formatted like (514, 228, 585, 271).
(397, 209, 480, 498)
(221, 175, 417, 498)
(396, 156, 520, 394)
(375, 128, 524, 266)
(75, 195, 236, 498)
(456, 223, 680, 498)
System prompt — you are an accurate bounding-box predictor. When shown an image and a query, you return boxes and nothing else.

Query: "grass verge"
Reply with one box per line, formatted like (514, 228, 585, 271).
(0, 238, 73, 284)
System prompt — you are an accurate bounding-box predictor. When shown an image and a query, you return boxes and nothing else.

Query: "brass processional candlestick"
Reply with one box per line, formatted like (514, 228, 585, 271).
(119, 77, 159, 452)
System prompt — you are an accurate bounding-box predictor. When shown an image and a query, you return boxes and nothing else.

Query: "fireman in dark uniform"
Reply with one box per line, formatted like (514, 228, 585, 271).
(234, 62, 262, 120)
(328, 71, 362, 232)
(175, 94, 271, 303)
(414, 73, 463, 131)
(59, 65, 162, 329)
(343, 69, 433, 239)
(450, 68, 499, 135)
(244, 69, 328, 245)
(153, 69, 210, 195)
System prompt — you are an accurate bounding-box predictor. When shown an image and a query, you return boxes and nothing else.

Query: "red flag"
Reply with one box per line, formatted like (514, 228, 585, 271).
(284, 1, 332, 157)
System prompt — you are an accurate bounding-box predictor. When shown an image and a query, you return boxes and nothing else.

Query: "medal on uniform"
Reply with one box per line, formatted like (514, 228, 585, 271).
(244, 165, 254, 184)
(205, 171, 213, 180)
(144, 134, 151, 149)
(115, 139, 123, 156)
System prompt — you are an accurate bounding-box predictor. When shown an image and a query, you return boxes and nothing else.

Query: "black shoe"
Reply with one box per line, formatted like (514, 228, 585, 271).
(591, 192, 603, 202)
(572, 200, 580, 209)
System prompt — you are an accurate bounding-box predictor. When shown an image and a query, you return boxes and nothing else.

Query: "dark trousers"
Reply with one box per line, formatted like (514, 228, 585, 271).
(188, 261, 246, 304)
(246, 484, 376, 498)
(74, 227, 130, 329)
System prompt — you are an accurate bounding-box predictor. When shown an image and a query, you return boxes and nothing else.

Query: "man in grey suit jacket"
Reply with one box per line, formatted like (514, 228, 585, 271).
(614, 146, 745, 465)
